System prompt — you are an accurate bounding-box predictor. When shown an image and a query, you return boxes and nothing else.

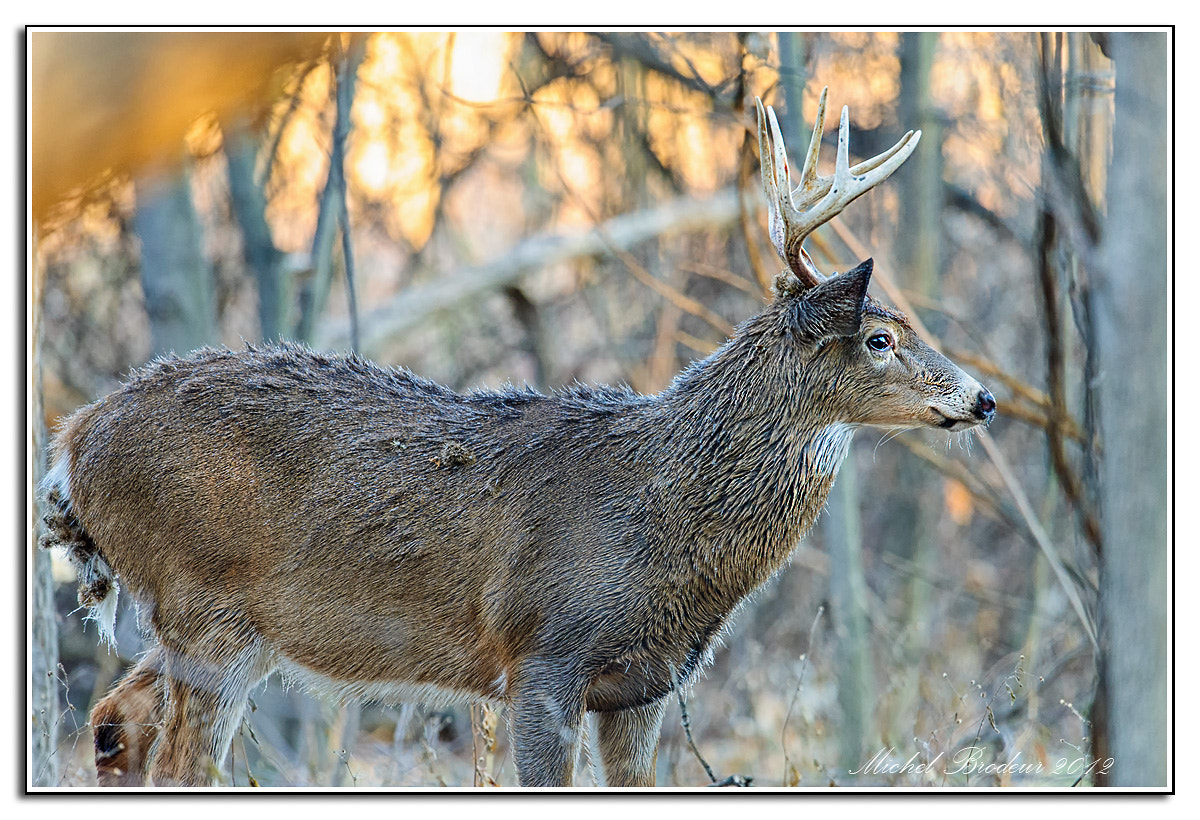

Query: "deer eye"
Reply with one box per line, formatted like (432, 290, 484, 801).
(866, 332, 893, 353)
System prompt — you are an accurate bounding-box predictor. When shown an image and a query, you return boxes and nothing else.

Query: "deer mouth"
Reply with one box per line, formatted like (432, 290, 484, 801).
(928, 408, 978, 431)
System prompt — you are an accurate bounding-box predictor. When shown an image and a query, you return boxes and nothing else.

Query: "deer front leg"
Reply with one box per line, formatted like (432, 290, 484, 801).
(596, 698, 666, 787)
(507, 658, 587, 787)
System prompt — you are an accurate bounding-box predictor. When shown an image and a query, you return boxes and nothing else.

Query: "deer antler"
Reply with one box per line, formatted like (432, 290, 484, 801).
(757, 87, 921, 289)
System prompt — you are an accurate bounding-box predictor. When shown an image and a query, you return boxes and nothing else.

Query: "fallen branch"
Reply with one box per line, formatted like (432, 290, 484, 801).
(317, 188, 744, 356)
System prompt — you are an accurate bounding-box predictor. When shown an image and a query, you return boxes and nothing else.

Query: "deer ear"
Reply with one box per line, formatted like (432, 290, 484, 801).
(790, 258, 873, 340)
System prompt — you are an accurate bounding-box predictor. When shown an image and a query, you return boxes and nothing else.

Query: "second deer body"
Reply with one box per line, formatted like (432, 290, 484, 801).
(42, 90, 994, 787)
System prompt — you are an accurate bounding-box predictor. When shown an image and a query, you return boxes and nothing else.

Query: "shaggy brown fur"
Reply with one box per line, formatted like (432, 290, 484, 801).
(42, 258, 994, 787)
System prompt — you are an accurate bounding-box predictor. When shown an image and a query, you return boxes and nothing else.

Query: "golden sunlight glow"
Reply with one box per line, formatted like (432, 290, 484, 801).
(356, 97, 386, 130)
(449, 31, 509, 103)
(354, 140, 391, 196)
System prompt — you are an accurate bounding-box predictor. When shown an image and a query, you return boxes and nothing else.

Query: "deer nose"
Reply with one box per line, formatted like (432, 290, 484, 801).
(974, 389, 996, 422)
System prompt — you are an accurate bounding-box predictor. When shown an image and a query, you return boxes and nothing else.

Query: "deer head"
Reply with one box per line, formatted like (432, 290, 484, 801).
(753, 88, 995, 432)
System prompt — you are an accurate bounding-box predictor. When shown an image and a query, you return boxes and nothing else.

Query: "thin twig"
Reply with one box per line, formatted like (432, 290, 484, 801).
(336, 748, 359, 786)
(674, 328, 719, 356)
(260, 56, 324, 187)
(781, 604, 825, 785)
(893, 435, 1023, 533)
(608, 242, 735, 338)
(679, 260, 758, 295)
(978, 431, 1098, 649)
(591, 33, 732, 102)
(963, 655, 1027, 786)
(677, 687, 717, 783)
(471, 704, 482, 787)
(647, 274, 685, 389)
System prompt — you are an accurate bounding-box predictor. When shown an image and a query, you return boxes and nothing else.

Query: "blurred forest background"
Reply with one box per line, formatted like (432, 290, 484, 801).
(29, 30, 1170, 788)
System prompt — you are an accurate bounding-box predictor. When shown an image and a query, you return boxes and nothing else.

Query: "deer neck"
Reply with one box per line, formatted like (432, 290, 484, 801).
(650, 329, 856, 605)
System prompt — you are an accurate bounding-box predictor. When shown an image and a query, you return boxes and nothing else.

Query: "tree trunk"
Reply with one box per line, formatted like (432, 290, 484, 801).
(889, 32, 943, 746)
(133, 170, 216, 355)
(823, 459, 873, 778)
(1095, 30, 1169, 788)
(30, 234, 60, 787)
(897, 32, 942, 295)
(776, 32, 806, 136)
(226, 121, 287, 342)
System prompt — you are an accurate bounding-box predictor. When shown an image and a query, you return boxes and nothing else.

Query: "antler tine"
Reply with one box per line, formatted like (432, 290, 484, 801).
(846, 128, 920, 181)
(757, 96, 826, 288)
(832, 105, 921, 210)
(795, 86, 829, 205)
(794, 102, 919, 211)
(755, 87, 922, 292)
(756, 97, 788, 276)
(800, 105, 921, 244)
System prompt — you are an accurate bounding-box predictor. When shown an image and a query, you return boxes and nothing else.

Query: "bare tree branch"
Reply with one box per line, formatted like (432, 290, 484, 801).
(295, 35, 367, 346)
(591, 33, 735, 103)
(1036, 32, 1102, 554)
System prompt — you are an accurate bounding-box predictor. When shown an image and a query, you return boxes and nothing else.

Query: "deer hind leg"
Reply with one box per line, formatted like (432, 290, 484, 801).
(147, 636, 269, 786)
(91, 646, 168, 786)
(596, 698, 666, 787)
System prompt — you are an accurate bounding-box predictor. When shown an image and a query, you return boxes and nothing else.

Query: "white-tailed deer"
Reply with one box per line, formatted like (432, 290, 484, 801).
(41, 88, 995, 787)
